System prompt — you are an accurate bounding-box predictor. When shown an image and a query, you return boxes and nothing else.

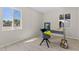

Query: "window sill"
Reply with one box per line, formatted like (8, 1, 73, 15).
(2, 27, 22, 31)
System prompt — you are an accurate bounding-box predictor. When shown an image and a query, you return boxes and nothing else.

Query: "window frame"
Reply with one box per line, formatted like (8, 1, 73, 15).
(2, 7, 22, 31)
(13, 8, 22, 30)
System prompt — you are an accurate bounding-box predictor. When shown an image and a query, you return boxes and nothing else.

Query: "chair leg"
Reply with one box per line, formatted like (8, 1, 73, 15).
(46, 40, 49, 48)
(40, 39, 45, 45)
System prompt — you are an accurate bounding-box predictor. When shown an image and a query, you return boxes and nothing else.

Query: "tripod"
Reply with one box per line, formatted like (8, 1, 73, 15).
(40, 34, 51, 48)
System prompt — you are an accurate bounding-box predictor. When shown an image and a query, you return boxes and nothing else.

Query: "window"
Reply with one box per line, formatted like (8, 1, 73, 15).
(2, 8, 12, 27)
(65, 13, 71, 19)
(59, 21, 64, 28)
(59, 14, 64, 20)
(2, 7, 22, 31)
(13, 9, 21, 27)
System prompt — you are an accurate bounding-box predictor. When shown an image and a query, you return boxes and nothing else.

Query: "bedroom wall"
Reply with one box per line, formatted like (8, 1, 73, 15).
(43, 7, 79, 39)
(42, 7, 65, 30)
(77, 8, 79, 39)
(63, 7, 78, 39)
(0, 7, 43, 47)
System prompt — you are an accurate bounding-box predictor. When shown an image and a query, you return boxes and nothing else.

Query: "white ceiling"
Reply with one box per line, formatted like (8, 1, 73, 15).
(31, 7, 62, 13)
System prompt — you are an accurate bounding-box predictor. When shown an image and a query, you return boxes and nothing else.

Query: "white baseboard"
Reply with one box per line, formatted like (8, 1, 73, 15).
(53, 33, 79, 40)
(66, 35, 79, 40)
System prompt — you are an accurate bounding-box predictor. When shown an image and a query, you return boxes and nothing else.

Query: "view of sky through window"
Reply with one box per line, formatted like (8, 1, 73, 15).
(3, 7, 12, 21)
(14, 9, 21, 20)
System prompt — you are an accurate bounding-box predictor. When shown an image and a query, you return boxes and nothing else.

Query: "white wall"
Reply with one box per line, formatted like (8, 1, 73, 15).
(0, 7, 43, 47)
(42, 8, 65, 30)
(63, 8, 78, 39)
(43, 7, 79, 40)
(76, 8, 79, 39)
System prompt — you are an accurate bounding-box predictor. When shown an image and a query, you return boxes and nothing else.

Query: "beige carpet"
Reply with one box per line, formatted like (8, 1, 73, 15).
(0, 36, 79, 51)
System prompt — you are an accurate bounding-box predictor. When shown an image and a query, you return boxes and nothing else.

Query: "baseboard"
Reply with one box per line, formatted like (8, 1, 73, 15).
(66, 35, 79, 40)
(53, 33, 79, 40)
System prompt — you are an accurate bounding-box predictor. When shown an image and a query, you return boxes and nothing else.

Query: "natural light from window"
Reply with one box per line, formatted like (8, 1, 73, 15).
(2, 7, 22, 31)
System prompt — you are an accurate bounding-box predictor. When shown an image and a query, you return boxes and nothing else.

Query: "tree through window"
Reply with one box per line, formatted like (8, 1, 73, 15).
(3, 7, 12, 27)
(13, 9, 21, 27)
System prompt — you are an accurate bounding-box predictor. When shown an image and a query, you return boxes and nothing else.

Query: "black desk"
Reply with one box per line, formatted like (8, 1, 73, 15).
(51, 30, 64, 35)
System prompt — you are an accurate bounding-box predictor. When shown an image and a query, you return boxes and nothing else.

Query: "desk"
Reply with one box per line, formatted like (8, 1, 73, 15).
(51, 30, 64, 35)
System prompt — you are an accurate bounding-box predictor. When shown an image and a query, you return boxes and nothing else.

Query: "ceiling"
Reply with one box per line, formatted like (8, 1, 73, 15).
(31, 7, 62, 13)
